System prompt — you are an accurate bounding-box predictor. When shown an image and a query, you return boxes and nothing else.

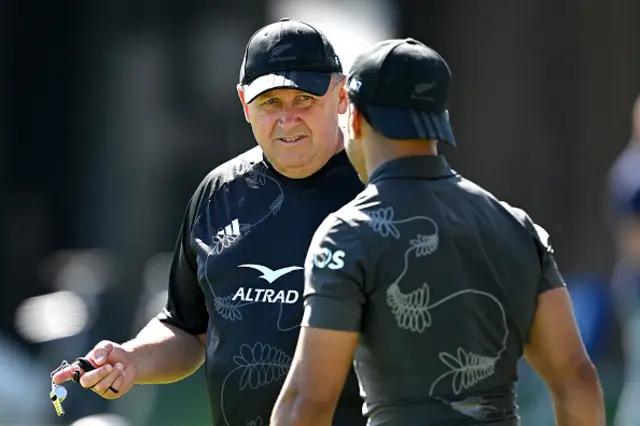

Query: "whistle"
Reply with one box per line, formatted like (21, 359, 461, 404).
(50, 384, 68, 417)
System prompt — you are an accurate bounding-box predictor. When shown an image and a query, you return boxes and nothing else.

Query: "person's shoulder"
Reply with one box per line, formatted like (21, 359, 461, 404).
(326, 184, 381, 233)
(184, 146, 263, 215)
(495, 200, 529, 223)
(452, 176, 550, 247)
(204, 146, 263, 187)
(496, 200, 553, 254)
(455, 176, 534, 223)
(454, 175, 500, 200)
(194, 146, 263, 193)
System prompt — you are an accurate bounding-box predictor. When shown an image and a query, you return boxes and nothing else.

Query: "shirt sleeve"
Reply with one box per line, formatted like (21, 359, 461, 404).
(500, 201, 566, 294)
(531, 222, 567, 294)
(156, 178, 211, 335)
(301, 214, 366, 332)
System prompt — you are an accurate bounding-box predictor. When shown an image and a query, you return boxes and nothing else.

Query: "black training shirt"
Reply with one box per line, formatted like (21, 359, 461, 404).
(158, 146, 366, 426)
(303, 155, 566, 426)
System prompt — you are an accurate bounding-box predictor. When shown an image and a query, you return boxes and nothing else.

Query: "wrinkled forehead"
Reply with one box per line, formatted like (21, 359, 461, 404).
(255, 87, 313, 100)
(250, 85, 338, 106)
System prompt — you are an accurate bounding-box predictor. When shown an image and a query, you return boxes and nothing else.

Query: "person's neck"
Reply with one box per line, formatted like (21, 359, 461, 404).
(365, 139, 438, 178)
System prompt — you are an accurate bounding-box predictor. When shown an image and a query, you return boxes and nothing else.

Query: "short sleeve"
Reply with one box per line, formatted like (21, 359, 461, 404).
(500, 201, 566, 294)
(156, 179, 211, 335)
(532, 222, 567, 294)
(301, 214, 366, 332)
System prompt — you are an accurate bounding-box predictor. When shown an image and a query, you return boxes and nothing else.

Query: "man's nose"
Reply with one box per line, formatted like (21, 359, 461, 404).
(277, 107, 301, 131)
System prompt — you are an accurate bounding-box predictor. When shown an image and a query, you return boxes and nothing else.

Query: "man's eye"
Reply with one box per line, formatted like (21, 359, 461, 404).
(296, 95, 314, 104)
(262, 98, 278, 105)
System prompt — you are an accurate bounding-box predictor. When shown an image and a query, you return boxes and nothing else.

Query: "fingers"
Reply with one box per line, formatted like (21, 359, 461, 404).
(91, 340, 114, 366)
(53, 340, 115, 384)
(106, 366, 127, 398)
(79, 364, 113, 389)
(52, 365, 81, 385)
(92, 363, 124, 397)
(53, 340, 131, 399)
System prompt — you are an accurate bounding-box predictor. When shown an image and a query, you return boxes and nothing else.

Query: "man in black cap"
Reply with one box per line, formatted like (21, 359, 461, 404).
(52, 19, 366, 426)
(271, 38, 606, 426)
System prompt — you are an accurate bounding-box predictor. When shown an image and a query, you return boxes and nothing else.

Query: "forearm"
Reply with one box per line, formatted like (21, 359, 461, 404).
(122, 318, 206, 384)
(271, 392, 333, 426)
(550, 369, 606, 426)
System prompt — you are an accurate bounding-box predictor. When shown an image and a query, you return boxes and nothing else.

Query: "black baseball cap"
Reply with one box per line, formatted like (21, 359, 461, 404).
(346, 38, 456, 146)
(239, 18, 343, 103)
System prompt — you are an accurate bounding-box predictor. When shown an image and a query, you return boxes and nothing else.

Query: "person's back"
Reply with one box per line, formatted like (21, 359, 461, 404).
(271, 37, 605, 426)
(333, 155, 555, 424)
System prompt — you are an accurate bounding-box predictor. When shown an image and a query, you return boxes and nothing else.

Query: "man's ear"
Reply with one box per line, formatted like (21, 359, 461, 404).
(237, 84, 250, 123)
(347, 103, 362, 141)
(336, 77, 348, 115)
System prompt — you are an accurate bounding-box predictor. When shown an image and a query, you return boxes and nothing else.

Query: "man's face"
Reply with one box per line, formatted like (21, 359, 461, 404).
(238, 77, 348, 178)
(345, 103, 368, 183)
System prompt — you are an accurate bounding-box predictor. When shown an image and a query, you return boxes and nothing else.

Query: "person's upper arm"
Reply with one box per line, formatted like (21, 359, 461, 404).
(524, 287, 597, 393)
(301, 213, 367, 332)
(156, 181, 211, 336)
(524, 222, 596, 392)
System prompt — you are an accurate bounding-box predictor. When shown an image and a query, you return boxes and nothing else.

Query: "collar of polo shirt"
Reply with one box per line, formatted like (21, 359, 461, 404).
(367, 155, 457, 184)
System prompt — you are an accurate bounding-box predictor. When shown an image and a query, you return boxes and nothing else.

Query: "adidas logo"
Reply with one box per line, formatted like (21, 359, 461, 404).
(217, 218, 241, 239)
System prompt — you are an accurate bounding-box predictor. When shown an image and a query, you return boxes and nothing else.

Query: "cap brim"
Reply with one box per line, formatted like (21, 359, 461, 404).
(365, 105, 456, 147)
(243, 71, 332, 103)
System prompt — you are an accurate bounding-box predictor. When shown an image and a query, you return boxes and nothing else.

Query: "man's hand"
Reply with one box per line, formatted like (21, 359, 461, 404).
(52, 341, 138, 399)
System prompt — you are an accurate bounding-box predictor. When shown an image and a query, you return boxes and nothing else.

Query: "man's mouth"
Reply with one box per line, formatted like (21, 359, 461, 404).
(277, 136, 306, 144)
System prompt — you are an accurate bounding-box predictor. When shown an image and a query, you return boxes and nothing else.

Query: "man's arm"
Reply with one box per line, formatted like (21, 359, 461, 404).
(271, 214, 366, 426)
(271, 328, 359, 426)
(524, 222, 605, 426)
(122, 319, 206, 385)
(524, 288, 605, 426)
(54, 183, 211, 394)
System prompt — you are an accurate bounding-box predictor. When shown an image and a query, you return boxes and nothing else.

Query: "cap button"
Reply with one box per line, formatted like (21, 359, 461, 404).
(405, 38, 418, 44)
(280, 17, 291, 21)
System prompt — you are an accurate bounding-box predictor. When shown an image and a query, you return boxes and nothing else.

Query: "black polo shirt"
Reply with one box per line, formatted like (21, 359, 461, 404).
(303, 155, 566, 426)
(157, 146, 366, 426)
